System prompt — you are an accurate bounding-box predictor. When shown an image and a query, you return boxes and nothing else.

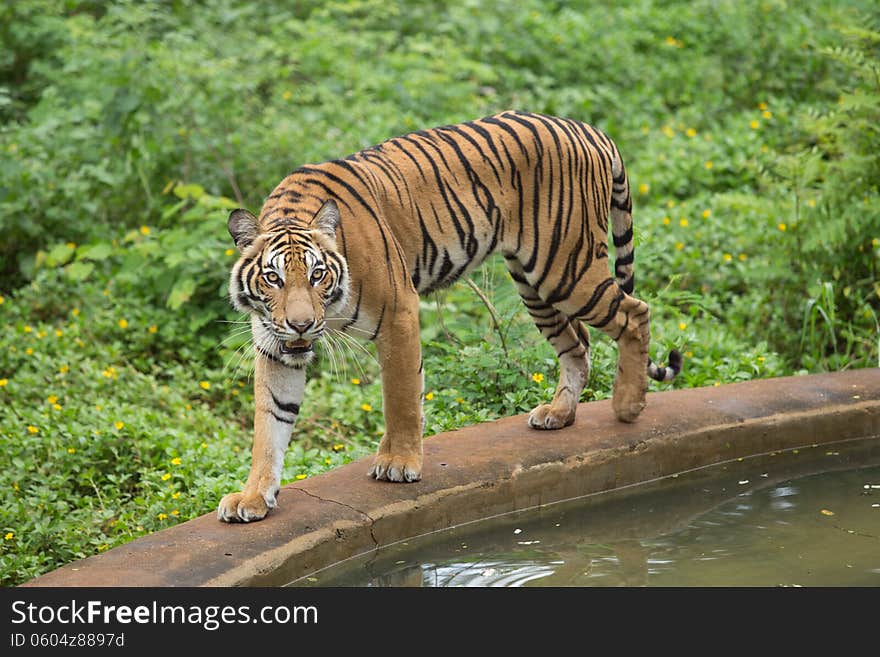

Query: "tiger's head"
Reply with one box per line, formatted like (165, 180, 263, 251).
(226, 199, 350, 367)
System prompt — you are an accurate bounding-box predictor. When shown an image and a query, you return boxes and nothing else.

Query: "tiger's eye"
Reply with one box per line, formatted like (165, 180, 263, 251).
(263, 271, 281, 286)
(310, 268, 326, 286)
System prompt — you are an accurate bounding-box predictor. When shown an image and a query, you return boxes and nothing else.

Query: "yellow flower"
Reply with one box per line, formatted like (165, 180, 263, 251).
(67, 447, 76, 454)
(662, 216, 670, 226)
(184, 403, 192, 411)
(757, 356, 766, 363)
(758, 101, 768, 111)
(200, 442, 208, 449)
(47, 395, 58, 404)
(455, 397, 465, 404)
(55, 329, 63, 337)
(53, 404, 62, 411)
(282, 89, 293, 101)
(66, 242, 76, 250)
(161, 473, 171, 481)
(425, 391, 434, 400)
(324, 457, 332, 465)
(749, 120, 760, 130)
(295, 473, 308, 480)
(679, 218, 688, 227)
(140, 225, 151, 235)
(25, 347, 33, 355)
(199, 381, 210, 390)
(98, 543, 110, 552)
(75, 338, 85, 347)
(723, 253, 733, 262)
(332, 443, 345, 452)
(638, 183, 650, 194)
(351, 378, 361, 385)
(807, 199, 816, 208)
(36, 330, 46, 339)
(59, 364, 69, 374)
(114, 421, 124, 430)
(702, 209, 711, 218)
(661, 125, 675, 138)
(678, 322, 688, 330)
(713, 381, 721, 387)
(531, 372, 544, 383)
(170, 510, 179, 516)
(685, 128, 697, 138)
(118, 318, 128, 329)
(71, 308, 80, 317)
(675, 242, 684, 251)
(762, 110, 772, 119)
(361, 403, 372, 412)
(0, 295, 4, 304)
(231, 389, 239, 396)
(27, 426, 39, 434)
(225, 248, 235, 256)
(4, 532, 13, 540)
(23, 325, 32, 333)
(0, 378, 7, 387)
(148, 325, 158, 334)
(739, 253, 748, 261)
(158, 513, 168, 520)
(777, 223, 787, 232)
(666, 200, 677, 208)
(704, 161, 713, 170)
(172, 491, 181, 499)
(664, 36, 683, 48)
(872, 238, 879, 247)
(171, 457, 181, 466)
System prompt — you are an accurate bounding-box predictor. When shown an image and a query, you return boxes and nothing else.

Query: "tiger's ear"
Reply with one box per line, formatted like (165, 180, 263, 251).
(227, 209, 260, 252)
(310, 199, 340, 239)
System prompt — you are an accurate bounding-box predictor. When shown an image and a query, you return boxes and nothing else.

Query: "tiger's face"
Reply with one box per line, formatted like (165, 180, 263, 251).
(226, 200, 349, 367)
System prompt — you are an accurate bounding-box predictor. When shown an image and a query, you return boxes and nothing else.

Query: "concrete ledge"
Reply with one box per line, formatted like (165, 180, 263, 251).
(24, 369, 880, 587)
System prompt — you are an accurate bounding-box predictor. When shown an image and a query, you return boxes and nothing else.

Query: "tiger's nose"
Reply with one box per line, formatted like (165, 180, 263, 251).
(286, 319, 314, 335)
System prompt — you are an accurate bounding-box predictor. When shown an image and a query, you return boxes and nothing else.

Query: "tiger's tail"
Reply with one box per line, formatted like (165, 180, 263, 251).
(610, 148, 683, 383)
(610, 148, 635, 296)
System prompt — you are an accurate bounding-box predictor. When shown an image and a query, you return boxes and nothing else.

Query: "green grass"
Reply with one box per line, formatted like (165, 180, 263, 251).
(1, 0, 878, 585)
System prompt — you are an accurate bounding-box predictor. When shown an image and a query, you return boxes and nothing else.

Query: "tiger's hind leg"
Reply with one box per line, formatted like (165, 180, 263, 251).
(561, 278, 652, 423)
(506, 257, 590, 430)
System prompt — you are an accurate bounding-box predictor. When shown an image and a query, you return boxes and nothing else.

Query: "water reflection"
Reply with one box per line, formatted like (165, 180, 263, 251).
(292, 440, 880, 587)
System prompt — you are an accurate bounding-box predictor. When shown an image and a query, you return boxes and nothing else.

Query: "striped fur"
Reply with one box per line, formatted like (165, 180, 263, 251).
(217, 111, 681, 523)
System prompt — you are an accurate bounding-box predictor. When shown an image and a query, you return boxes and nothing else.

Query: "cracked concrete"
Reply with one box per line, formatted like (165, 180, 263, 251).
(297, 487, 379, 551)
(23, 369, 880, 587)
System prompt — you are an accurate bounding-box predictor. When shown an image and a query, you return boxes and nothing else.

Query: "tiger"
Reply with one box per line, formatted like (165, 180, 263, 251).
(217, 110, 681, 523)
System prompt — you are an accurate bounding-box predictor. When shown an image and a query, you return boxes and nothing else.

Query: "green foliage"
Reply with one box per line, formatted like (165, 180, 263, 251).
(1, 0, 879, 585)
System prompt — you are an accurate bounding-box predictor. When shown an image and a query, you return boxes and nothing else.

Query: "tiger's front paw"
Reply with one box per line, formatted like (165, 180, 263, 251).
(368, 452, 422, 483)
(217, 488, 277, 523)
(528, 403, 576, 430)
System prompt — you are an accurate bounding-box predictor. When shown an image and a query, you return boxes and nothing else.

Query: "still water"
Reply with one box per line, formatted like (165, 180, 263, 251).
(291, 438, 880, 587)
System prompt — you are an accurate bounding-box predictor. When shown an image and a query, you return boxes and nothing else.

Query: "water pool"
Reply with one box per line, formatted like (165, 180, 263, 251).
(290, 437, 880, 587)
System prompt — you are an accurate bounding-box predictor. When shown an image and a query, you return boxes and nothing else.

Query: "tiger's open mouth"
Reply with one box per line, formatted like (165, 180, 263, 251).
(279, 339, 313, 355)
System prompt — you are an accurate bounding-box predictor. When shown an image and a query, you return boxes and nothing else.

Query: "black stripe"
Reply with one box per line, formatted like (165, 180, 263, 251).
(613, 227, 633, 247)
(615, 251, 634, 267)
(270, 411, 295, 425)
(271, 391, 300, 416)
